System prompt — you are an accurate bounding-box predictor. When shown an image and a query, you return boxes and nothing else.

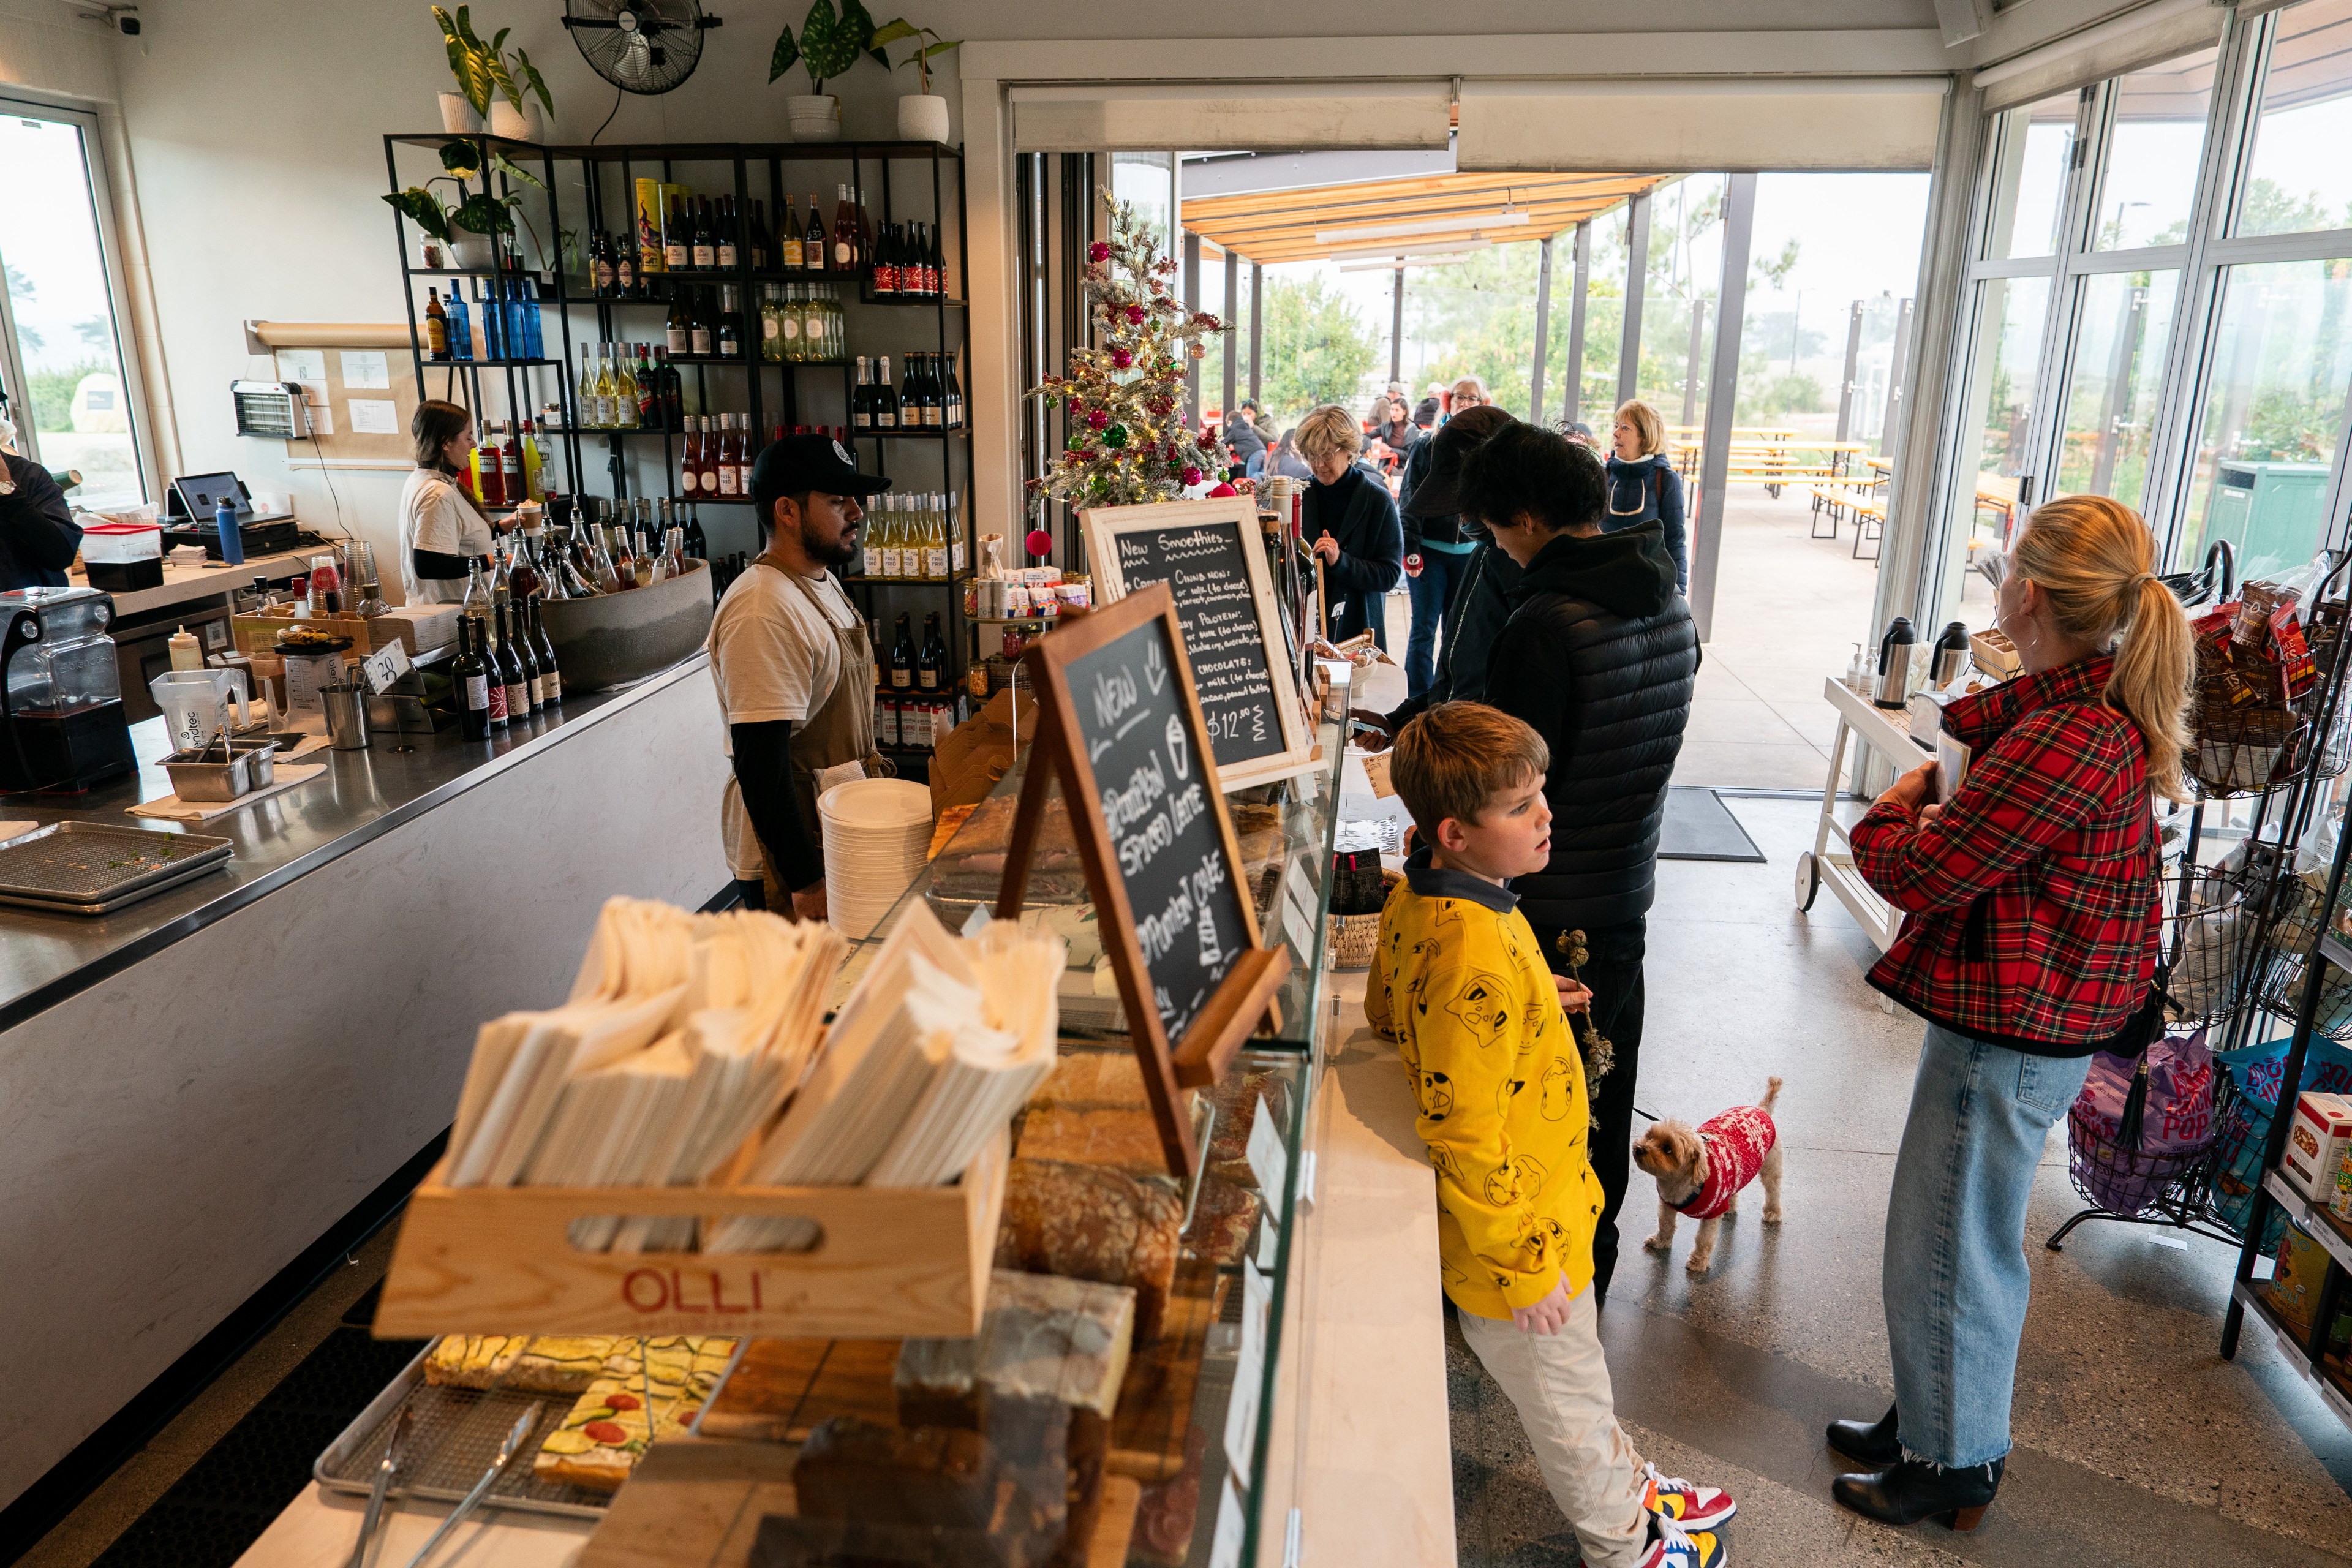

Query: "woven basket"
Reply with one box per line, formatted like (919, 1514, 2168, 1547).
(1327, 869, 1403, 971)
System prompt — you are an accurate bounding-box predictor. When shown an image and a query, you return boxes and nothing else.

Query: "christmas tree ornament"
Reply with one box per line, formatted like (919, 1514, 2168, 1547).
(1025, 527, 1055, 558)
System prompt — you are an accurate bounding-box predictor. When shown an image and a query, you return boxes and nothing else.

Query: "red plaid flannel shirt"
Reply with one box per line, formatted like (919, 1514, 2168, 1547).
(1850, 654, 2159, 1055)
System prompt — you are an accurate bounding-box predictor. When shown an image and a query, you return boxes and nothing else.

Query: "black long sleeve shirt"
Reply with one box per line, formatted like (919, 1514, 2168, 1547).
(0, 456, 81, 591)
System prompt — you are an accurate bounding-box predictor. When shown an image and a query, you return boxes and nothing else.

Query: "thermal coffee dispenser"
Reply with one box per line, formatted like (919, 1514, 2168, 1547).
(0, 586, 137, 794)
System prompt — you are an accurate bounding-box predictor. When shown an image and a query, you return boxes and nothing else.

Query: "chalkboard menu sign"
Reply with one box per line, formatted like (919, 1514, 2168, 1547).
(1084, 497, 1315, 790)
(995, 586, 1291, 1180)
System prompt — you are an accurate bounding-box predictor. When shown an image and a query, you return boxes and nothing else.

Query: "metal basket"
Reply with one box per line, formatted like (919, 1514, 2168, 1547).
(2162, 871, 2260, 1028)
(2187, 693, 2307, 799)
(2257, 874, 2352, 1040)
(2066, 1089, 2218, 1219)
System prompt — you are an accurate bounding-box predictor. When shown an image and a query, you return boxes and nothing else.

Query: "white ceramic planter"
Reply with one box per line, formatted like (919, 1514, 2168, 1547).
(897, 92, 950, 145)
(438, 92, 480, 134)
(488, 99, 543, 141)
(787, 94, 842, 142)
(449, 231, 498, 271)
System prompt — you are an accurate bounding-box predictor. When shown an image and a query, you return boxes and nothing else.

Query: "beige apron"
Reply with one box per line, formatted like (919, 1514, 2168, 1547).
(760, 560, 888, 911)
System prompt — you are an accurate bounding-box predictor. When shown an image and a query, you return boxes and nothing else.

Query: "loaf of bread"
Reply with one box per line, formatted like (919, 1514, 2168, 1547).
(1187, 1177, 1263, 1267)
(792, 1415, 1065, 1567)
(895, 1268, 1137, 1429)
(995, 1158, 1182, 1349)
(1014, 1103, 1170, 1178)
(1202, 1070, 1285, 1187)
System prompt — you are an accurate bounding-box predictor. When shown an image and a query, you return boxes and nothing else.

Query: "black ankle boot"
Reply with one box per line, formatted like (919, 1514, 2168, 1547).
(1826, 1406, 1900, 1466)
(1831, 1457, 2002, 1531)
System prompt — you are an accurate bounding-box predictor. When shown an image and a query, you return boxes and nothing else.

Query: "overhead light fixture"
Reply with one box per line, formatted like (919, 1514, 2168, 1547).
(1337, 255, 1472, 273)
(1314, 209, 1529, 245)
(1321, 237, 1492, 264)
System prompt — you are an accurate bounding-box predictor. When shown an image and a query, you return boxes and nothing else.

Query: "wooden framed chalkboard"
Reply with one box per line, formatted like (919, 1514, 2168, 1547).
(1082, 497, 1317, 791)
(995, 585, 1292, 1181)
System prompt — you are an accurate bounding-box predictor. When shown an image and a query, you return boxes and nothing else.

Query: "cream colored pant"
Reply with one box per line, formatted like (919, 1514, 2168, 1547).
(1457, 1289, 1649, 1568)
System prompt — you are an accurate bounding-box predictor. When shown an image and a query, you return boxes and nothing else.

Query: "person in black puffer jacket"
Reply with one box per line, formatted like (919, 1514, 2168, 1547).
(1458, 421, 1698, 1302)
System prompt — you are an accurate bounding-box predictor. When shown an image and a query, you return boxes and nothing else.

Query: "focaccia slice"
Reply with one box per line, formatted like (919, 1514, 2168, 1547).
(532, 1337, 739, 1492)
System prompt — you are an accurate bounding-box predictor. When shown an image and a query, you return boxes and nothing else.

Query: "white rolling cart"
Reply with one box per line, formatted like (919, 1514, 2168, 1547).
(1794, 676, 1932, 954)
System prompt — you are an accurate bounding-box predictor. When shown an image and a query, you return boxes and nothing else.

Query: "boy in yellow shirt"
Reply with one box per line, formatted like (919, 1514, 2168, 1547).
(1370, 702, 1734, 1568)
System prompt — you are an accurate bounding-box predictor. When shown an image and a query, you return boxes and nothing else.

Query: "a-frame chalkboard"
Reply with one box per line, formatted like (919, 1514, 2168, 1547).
(994, 584, 1291, 1181)
(1082, 496, 1317, 791)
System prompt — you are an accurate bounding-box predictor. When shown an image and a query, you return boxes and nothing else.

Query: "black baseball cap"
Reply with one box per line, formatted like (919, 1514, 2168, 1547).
(1402, 405, 1516, 518)
(750, 433, 889, 514)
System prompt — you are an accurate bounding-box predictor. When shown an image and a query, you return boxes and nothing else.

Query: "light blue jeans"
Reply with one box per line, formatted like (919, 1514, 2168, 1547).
(1883, 1022, 2089, 1469)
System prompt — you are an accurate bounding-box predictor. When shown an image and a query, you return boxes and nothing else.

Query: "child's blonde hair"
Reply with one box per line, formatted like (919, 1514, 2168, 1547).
(1392, 702, 1549, 837)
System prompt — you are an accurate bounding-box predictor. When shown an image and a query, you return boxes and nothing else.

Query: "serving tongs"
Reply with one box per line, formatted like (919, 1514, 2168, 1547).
(344, 1404, 415, 1568)
(398, 1401, 544, 1568)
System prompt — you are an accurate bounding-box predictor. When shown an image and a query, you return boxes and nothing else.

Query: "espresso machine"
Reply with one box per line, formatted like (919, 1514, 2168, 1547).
(0, 586, 137, 794)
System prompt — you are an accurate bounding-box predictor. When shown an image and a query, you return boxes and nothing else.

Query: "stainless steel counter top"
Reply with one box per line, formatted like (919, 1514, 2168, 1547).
(0, 650, 712, 1032)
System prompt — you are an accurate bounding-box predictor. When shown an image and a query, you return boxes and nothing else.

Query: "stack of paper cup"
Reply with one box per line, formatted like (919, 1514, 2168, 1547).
(819, 778, 935, 940)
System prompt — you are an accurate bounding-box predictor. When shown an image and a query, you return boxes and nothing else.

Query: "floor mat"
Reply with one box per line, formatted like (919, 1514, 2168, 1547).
(90, 1314, 425, 1568)
(1659, 786, 1766, 863)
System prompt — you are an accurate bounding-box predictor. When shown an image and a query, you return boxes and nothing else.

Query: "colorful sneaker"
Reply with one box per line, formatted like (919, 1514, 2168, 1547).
(1634, 1510, 1730, 1567)
(1641, 1462, 1737, 1531)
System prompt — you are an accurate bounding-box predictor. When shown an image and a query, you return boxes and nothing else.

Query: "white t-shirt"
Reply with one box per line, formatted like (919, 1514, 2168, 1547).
(396, 467, 496, 604)
(707, 562, 859, 879)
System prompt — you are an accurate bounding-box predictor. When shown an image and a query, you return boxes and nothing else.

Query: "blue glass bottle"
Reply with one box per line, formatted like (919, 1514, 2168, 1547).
(516, 274, 543, 360)
(478, 279, 505, 361)
(448, 288, 473, 360)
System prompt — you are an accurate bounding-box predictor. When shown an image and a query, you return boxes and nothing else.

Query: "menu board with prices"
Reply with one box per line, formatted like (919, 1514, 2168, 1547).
(995, 585, 1290, 1180)
(1082, 497, 1316, 790)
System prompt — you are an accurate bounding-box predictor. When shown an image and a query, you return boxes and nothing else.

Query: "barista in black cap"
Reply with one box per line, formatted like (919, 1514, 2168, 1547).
(707, 433, 891, 918)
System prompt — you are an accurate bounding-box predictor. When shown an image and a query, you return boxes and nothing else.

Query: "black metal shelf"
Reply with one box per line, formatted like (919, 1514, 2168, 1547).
(859, 293, 964, 309)
(388, 132, 962, 163)
(420, 356, 562, 368)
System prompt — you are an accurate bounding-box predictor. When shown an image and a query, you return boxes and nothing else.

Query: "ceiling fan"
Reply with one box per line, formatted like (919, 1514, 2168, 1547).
(562, 0, 722, 96)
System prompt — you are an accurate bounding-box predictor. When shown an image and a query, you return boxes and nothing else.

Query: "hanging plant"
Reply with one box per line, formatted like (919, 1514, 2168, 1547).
(769, 0, 876, 97)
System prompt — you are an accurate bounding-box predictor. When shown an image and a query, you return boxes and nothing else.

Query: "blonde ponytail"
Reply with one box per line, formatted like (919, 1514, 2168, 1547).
(2009, 494, 2195, 801)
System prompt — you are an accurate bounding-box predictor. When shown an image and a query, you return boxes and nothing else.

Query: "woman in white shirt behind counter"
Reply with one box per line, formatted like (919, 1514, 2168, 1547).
(396, 399, 497, 603)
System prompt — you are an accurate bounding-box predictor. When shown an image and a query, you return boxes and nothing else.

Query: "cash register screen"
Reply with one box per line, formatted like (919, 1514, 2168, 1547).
(172, 472, 251, 521)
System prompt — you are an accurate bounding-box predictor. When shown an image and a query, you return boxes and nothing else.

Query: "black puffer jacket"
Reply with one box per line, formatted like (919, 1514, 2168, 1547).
(1487, 519, 1698, 932)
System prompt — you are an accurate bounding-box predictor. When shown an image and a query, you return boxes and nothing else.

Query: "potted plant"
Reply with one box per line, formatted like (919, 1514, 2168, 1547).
(433, 6, 554, 141)
(869, 17, 958, 144)
(385, 141, 547, 271)
(770, 0, 876, 143)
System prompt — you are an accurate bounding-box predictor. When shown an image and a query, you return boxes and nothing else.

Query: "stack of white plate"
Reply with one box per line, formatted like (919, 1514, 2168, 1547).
(819, 778, 935, 940)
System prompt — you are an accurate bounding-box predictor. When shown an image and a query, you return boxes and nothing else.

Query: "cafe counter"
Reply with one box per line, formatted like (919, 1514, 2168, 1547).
(0, 652, 731, 1517)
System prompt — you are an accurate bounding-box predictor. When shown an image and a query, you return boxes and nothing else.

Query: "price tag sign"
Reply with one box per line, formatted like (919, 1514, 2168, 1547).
(1246, 1093, 1287, 1205)
(360, 642, 410, 695)
(1221, 1258, 1274, 1479)
(1255, 1209, 1280, 1272)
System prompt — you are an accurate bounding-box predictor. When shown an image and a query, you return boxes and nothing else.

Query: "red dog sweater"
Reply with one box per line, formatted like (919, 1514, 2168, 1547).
(1668, 1103, 1777, 1221)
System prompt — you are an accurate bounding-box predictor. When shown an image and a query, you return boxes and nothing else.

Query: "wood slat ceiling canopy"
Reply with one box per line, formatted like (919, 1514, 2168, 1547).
(1182, 170, 1673, 266)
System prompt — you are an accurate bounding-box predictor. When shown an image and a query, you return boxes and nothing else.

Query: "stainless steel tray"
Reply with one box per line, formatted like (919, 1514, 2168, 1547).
(0, 823, 233, 911)
(314, 1343, 614, 1521)
(0, 854, 230, 916)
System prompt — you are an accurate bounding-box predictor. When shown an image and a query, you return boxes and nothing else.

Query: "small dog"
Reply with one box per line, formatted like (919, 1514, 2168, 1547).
(1634, 1076, 1784, 1273)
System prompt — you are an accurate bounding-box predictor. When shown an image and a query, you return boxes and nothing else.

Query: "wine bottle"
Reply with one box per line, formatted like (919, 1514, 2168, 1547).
(852, 357, 872, 431)
(615, 350, 641, 429)
(803, 193, 825, 273)
(455, 615, 492, 740)
(665, 197, 691, 271)
(615, 231, 638, 297)
(530, 594, 562, 706)
(748, 198, 772, 271)
(633, 529, 658, 589)
(735, 414, 756, 497)
(718, 289, 742, 359)
(691, 289, 714, 357)
(666, 292, 692, 356)
(716, 196, 739, 271)
(928, 222, 947, 298)
(924, 494, 949, 579)
(861, 498, 884, 576)
(875, 355, 899, 429)
(684, 505, 708, 561)
(593, 346, 620, 431)
(943, 353, 963, 427)
(891, 612, 916, 692)
(499, 421, 524, 502)
(493, 601, 531, 718)
(510, 598, 544, 713)
(781, 197, 804, 270)
(592, 231, 616, 296)
(636, 345, 660, 429)
(831, 184, 856, 272)
(715, 416, 741, 500)
(424, 288, 450, 360)
(653, 346, 682, 429)
(692, 197, 717, 271)
(946, 489, 965, 573)
(918, 612, 943, 693)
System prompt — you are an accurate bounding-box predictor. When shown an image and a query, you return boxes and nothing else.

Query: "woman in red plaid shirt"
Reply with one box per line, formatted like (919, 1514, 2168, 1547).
(1826, 495, 2190, 1532)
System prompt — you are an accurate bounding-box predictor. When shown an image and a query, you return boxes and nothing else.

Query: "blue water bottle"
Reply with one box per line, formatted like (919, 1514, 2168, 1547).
(214, 496, 245, 565)
(448, 289, 472, 360)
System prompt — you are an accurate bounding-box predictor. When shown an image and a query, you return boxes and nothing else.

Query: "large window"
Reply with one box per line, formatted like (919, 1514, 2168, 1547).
(2236, 0, 2352, 236)
(2096, 51, 2218, 249)
(2056, 270, 2179, 505)
(0, 101, 146, 510)
(1984, 94, 2079, 260)
(1942, 277, 2050, 609)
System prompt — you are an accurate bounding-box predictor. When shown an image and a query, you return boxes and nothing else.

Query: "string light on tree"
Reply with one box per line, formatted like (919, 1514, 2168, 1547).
(1024, 196, 1225, 511)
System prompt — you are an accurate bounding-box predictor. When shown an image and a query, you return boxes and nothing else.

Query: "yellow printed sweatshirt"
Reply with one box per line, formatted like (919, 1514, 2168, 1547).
(1366, 858, 1603, 1319)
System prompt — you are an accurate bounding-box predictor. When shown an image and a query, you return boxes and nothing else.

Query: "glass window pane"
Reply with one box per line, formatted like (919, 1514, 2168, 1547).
(1984, 94, 2078, 260)
(2094, 50, 2217, 249)
(0, 111, 143, 510)
(2238, 0, 2352, 237)
(1941, 276, 2050, 613)
(2180, 259, 2352, 579)
(2056, 271, 2180, 506)
(1112, 151, 1175, 261)
(1633, 175, 1726, 439)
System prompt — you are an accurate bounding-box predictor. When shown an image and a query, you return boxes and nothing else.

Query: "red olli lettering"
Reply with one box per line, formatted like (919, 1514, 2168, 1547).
(667, 1268, 710, 1313)
(708, 1273, 750, 1314)
(622, 1268, 667, 1311)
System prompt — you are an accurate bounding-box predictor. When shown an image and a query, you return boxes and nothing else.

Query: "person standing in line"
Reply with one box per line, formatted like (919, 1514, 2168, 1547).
(396, 400, 498, 604)
(0, 444, 81, 592)
(1414, 382, 1444, 428)
(1605, 400, 1688, 596)
(1830, 495, 2187, 1531)
(1444, 374, 1493, 425)
(1462, 423, 1698, 1305)
(707, 434, 892, 918)
(1296, 404, 1403, 648)
(1226, 400, 1269, 469)
(1394, 405, 1509, 700)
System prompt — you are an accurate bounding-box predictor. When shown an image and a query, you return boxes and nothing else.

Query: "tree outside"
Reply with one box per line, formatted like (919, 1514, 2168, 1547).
(1257, 273, 1380, 428)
